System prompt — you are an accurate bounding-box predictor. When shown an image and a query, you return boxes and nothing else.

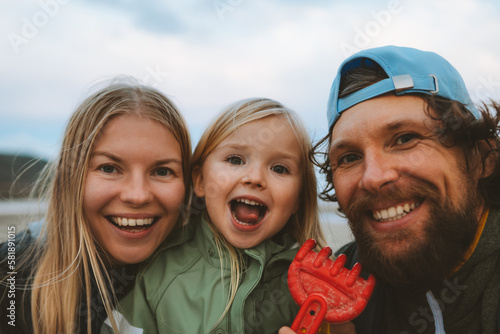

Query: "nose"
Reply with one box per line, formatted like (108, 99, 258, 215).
(120, 173, 154, 206)
(359, 151, 399, 193)
(241, 165, 267, 189)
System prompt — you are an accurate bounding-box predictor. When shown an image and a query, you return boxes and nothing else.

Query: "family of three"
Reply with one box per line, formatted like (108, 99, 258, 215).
(1, 45, 499, 334)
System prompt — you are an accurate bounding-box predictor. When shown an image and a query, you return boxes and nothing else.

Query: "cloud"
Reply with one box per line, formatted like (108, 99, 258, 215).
(85, 0, 188, 35)
(0, 0, 499, 159)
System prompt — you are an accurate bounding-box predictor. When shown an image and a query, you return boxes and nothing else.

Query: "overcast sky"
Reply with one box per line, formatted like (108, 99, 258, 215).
(1, 0, 500, 160)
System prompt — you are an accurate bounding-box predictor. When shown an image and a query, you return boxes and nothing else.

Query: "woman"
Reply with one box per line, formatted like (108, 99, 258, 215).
(0, 79, 191, 334)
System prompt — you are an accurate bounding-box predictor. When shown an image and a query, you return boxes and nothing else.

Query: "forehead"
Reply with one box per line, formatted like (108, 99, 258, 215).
(225, 115, 295, 143)
(217, 116, 302, 156)
(330, 95, 429, 146)
(96, 114, 179, 150)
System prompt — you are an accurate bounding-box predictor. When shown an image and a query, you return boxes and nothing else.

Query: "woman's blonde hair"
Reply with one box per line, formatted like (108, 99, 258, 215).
(191, 97, 325, 326)
(29, 79, 191, 334)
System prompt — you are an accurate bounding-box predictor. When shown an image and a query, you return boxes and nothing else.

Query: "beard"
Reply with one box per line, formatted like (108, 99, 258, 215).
(343, 178, 481, 293)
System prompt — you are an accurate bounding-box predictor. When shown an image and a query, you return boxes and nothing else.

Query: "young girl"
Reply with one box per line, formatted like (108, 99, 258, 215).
(0, 80, 191, 334)
(113, 97, 327, 333)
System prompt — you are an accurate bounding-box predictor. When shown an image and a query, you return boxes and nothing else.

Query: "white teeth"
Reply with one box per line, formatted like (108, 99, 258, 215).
(232, 215, 254, 226)
(388, 207, 396, 217)
(111, 217, 154, 227)
(236, 198, 263, 206)
(372, 202, 420, 222)
(404, 203, 410, 212)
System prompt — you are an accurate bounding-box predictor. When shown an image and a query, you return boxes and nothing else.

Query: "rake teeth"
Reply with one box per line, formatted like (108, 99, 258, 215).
(313, 247, 333, 268)
(288, 239, 376, 328)
(329, 253, 347, 276)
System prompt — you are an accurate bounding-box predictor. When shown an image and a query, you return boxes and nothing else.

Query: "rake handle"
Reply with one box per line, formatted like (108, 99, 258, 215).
(290, 294, 328, 334)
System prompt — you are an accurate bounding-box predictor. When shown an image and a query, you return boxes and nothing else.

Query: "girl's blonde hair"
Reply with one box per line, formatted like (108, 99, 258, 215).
(191, 97, 325, 326)
(29, 79, 191, 334)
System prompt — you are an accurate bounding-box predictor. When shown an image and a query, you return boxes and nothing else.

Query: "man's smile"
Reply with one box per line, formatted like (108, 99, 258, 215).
(371, 200, 422, 222)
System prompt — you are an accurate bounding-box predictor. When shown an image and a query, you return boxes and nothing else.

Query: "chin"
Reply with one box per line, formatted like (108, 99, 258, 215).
(111, 250, 149, 266)
(227, 236, 261, 250)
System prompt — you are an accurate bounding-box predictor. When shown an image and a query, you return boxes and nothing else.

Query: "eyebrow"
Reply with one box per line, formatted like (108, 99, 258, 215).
(216, 143, 249, 151)
(91, 151, 182, 166)
(92, 151, 123, 163)
(385, 120, 409, 131)
(329, 140, 349, 155)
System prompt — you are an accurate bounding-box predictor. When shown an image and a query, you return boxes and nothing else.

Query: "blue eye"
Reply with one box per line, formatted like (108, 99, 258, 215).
(99, 165, 117, 174)
(271, 164, 289, 174)
(226, 155, 244, 165)
(154, 168, 172, 176)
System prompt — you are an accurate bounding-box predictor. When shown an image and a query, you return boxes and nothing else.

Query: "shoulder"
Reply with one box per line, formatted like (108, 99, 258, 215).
(0, 226, 42, 277)
(147, 219, 203, 267)
(0, 225, 40, 255)
(0, 227, 40, 334)
(134, 220, 204, 298)
(488, 208, 500, 221)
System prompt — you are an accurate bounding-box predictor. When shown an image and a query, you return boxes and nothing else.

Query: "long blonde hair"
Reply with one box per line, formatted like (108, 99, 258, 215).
(191, 97, 325, 326)
(29, 79, 191, 334)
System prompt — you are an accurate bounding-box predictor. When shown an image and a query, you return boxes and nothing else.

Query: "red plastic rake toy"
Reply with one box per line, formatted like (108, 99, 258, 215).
(288, 239, 376, 334)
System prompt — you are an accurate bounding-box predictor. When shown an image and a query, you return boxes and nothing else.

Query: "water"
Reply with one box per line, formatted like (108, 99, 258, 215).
(0, 200, 353, 249)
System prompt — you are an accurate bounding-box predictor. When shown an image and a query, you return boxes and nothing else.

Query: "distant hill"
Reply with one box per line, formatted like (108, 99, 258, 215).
(0, 153, 49, 199)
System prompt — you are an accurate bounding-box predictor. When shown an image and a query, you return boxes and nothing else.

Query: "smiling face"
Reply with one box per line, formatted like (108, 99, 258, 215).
(329, 95, 483, 287)
(193, 116, 302, 249)
(83, 114, 185, 266)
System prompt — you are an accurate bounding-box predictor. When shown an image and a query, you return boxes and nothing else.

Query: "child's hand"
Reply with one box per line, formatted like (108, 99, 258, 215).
(279, 322, 357, 334)
(278, 327, 296, 334)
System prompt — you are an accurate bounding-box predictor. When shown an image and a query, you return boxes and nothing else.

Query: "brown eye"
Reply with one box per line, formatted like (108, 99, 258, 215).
(395, 133, 418, 145)
(339, 154, 360, 164)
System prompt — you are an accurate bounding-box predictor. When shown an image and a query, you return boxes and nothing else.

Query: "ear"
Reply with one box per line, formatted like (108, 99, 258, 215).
(477, 139, 498, 179)
(192, 165, 205, 198)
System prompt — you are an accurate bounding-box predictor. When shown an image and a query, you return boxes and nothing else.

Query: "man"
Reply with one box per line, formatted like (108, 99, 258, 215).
(309, 45, 499, 333)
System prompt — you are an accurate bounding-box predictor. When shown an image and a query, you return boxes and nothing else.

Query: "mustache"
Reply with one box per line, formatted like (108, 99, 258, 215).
(343, 180, 440, 221)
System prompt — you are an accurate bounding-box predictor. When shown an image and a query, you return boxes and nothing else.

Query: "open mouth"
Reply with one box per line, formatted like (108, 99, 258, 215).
(230, 198, 268, 226)
(371, 200, 423, 222)
(107, 216, 159, 232)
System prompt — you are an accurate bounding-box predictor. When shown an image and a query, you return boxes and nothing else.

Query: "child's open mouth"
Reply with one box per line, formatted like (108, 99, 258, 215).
(107, 216, 159, 233)
(230, 198, 268, 226)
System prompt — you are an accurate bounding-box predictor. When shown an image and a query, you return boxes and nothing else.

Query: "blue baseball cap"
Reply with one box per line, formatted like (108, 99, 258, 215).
(327, 45, 480, 129)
